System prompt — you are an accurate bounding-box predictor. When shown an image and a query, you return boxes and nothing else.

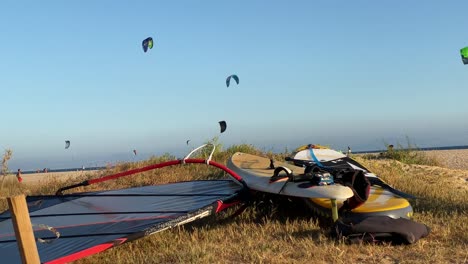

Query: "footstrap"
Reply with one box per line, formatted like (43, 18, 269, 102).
(270, 166, 293, 183)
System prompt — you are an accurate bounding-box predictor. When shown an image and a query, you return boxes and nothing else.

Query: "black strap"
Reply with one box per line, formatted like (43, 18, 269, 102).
(270, 166, 293, 183)
(268, 159, 275, 169)
(269, 166, 292, 194)
(335, 169, 371, 211)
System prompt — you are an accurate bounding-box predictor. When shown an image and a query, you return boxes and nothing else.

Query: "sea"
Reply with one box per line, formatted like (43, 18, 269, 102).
(20, 166, 106, 175)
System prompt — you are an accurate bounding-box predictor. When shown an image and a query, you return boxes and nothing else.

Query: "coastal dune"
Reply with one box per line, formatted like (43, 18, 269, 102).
(423, 149, 468, 170)
(20, 170, 98, 184)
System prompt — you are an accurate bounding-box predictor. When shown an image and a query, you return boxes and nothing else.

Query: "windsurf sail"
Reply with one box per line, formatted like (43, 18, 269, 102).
(0, 146, 249, 264)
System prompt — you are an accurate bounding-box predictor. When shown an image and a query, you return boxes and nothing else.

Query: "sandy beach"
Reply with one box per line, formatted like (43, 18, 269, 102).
(19, 170, 99, 185)
(355, 149, 468, 170)
(423, 149, 468, 170)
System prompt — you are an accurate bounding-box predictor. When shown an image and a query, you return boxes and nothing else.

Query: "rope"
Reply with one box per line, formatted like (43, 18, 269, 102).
(183, 143, 216, 164)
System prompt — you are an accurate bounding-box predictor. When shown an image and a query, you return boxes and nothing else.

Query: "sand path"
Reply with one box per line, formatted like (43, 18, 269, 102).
(18, 170, 99, 184)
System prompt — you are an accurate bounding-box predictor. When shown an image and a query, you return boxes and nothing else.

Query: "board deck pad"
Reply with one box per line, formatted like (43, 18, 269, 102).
(227, 152, 354, 199)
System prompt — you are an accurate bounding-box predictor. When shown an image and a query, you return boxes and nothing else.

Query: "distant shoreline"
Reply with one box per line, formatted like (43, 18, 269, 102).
(19, 166, 106, 175)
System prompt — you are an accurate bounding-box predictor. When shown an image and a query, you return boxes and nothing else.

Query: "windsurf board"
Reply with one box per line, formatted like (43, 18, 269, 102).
(227, 152, 354, 200)
(292, 146, 414, 220)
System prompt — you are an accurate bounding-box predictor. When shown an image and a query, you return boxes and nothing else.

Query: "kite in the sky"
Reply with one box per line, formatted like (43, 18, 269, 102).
(133, 150, 137, 156)
(65, 140, 70, 149)
(226, 75, 239, 87)
(142, 37, 153, 53)
(219, 121, 227, 133)
(461, 47, 468, 64)
(186, 140, 191, 145)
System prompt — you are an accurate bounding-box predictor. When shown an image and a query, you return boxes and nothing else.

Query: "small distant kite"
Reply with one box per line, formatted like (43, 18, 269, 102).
(226, 74, 239, 87)
(65, 140, 70, 149)
(133, 149, 137, 156)
(461, 47, 468, 64)
(142, 37, 154, 53)
(219, 121, 227, 133)
(186, 140, 191, 145)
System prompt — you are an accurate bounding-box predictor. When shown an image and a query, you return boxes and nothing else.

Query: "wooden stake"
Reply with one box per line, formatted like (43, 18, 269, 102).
(7, 195, 40, 264)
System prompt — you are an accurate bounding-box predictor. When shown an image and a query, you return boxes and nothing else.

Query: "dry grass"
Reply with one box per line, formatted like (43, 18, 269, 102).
(1, 147, 468, 264)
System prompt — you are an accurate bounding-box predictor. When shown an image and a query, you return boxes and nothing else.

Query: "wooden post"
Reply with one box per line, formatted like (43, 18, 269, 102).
(7, 195, 40, 264)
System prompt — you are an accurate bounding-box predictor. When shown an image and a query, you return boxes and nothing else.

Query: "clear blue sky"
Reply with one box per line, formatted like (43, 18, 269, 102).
(1, 1, 468, 170)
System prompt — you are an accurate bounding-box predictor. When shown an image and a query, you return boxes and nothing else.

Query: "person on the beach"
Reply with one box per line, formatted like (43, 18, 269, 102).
(16, 169, 23, 183)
